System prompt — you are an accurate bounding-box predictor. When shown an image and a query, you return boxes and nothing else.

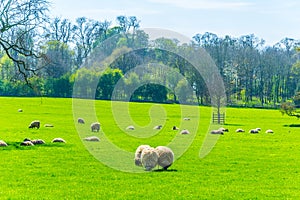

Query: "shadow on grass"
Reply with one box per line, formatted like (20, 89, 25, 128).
(0, 142, 69, 151)
(283, 124, 300, 127)
(153, 169, 178, 172)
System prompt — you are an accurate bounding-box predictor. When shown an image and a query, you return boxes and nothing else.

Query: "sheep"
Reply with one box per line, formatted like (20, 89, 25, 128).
(236, 128, 245, 133)
(265, 129, 274, 133)
(172, 126, 179, 130)
(183, 117, 190, 121)
(31, 139, 45, 145)
(126, 125, 135, 130)
(77, 118, 85, 124)
(153, 125, 163, 130)
(180, 129, 190, 134)
(140, 147, 158, 171)
(84, 136, 100, 142)
(21, 140, 34, 146)
(18, 109, 23, 112)
(134, 144, 151, 167)
(249, 129, 259, 134)
(28, 120, 40, 129)
(91, 122, 101, 132)
(0, 140, 8, 147)
(154, 146, 174, 170)
(210, 129, 224, 135)
(219, 127, 229, 132)
(52, 138, 66, 143)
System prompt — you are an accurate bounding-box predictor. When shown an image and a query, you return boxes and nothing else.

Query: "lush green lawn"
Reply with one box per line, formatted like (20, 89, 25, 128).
(0, 97, 299, 199)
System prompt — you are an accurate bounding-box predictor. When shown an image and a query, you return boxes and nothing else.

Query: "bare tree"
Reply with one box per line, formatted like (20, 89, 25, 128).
(0, 0, 50, 82)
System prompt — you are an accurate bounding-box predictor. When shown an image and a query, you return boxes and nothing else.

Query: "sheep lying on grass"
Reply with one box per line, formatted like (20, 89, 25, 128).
(265, 129, 274, 133)
(18, 109, 23, 112)
(31, 139, 45, 145)
(210, 129, 224, 135)
(84, 136, 100, 142)
(154, 146, 174, 170)
(28, 120, 40, 129)
(249, 129, 259, 134)
(134, 145, 151, 167)
(91, 122, 101, 132)
(183, 117, 190, 121)
(236, 128, 245, 133)
(52, 138, 66, 143)
(153, 125, 162, 130)
(180, 129, 190, 134)
(21, 140, 34, 146)
(0, 140, 8, 146)
(78, 118, 85, 124)
(141, 147, 159, 171)
(126, 125, 135, 130)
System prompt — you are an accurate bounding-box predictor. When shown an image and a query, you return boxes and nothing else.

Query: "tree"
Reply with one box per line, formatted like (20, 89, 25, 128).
(280, 102, 300, 119)
(0, 0, 50, 82)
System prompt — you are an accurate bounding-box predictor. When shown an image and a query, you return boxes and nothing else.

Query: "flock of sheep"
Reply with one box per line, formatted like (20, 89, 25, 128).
(210, 127, 274, 135)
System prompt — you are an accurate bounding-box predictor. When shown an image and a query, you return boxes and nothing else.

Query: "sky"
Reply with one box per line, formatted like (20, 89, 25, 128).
(49, 0, 300, 46)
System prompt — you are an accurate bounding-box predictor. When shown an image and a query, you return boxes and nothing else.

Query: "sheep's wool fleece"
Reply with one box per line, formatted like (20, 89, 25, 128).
(134, 145, 151, 166)
(155, 146, 174, 168)
(141, 147, 158, 171)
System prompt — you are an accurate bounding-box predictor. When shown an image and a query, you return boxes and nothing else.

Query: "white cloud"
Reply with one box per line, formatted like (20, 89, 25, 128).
(147, 0, 253, 10)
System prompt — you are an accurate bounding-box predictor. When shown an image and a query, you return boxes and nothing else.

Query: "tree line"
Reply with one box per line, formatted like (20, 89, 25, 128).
(0, 0, 300, 108)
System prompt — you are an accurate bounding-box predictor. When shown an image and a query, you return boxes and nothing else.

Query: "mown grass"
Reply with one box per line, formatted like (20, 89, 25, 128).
(0, 97, 300, 199)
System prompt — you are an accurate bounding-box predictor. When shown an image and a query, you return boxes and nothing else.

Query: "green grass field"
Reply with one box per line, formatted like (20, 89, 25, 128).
(0, 97, 300, 199)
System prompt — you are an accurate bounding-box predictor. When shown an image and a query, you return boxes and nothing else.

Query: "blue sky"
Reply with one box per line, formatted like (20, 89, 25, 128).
(49, 0, 300, 45)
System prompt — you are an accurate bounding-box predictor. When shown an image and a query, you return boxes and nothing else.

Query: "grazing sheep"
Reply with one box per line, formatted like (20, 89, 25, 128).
(84, 136, 100, 142)
(265, 129, 274, 133)
(219, 127, 229, 132)
(28, 120, 40, 129)
(44, 124, 54, 127)
(153, 125, 163, 130)
(126, 125, 135, 130)
(154, 146, 174, 170)
(0, 140, 8, 147)
(91, 122, 101, 132)
(236, 128, 245, 133)
(77, 118, 85, 124)
(31, 139, 45, 145)
(180, 129, 190, 134)
(210, 129, 224, 135)
(134, 144, 151, 167)
(18, 109, 23, 112)
(183, 117, 190, 121)
(52, 138, 66, 143)
(140, 147, 158, 171)
(249, 129, 259, 134)
(172, 126, 179, 130)
(21, 141, 34, 146)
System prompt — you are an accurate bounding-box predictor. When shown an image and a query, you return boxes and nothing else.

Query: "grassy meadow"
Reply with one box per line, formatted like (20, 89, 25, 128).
(0, 97, 300, 199)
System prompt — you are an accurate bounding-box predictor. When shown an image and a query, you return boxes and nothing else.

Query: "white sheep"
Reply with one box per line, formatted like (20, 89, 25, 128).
(236, 128, 245, 133)
(134, 144, 151, 167)
(153, 125, 162, 130)
(18, 109, 23, 112)
(140, 147, 158, 171)
(21, 141, 34, 146)
(31, 139, 45, 145)
(183, 117, 190, 121)
(265, 129, 274, 133)
(219, 127, 229, 132)
(77, 118, 85, 124)
(0, 140, 8, 146)
(52, 138, 66, 143)
(84, 136, 100, 142)
(91, 122, 101, 132)
(28, 120, 40, 129)
(180, 129, 190, 134)
(210, 129, 224, 135)
(154, 146, 174, 170)
(172, 126, 179, 130)
(249, 129, 259, 134)
(126, 125, 135, 130)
